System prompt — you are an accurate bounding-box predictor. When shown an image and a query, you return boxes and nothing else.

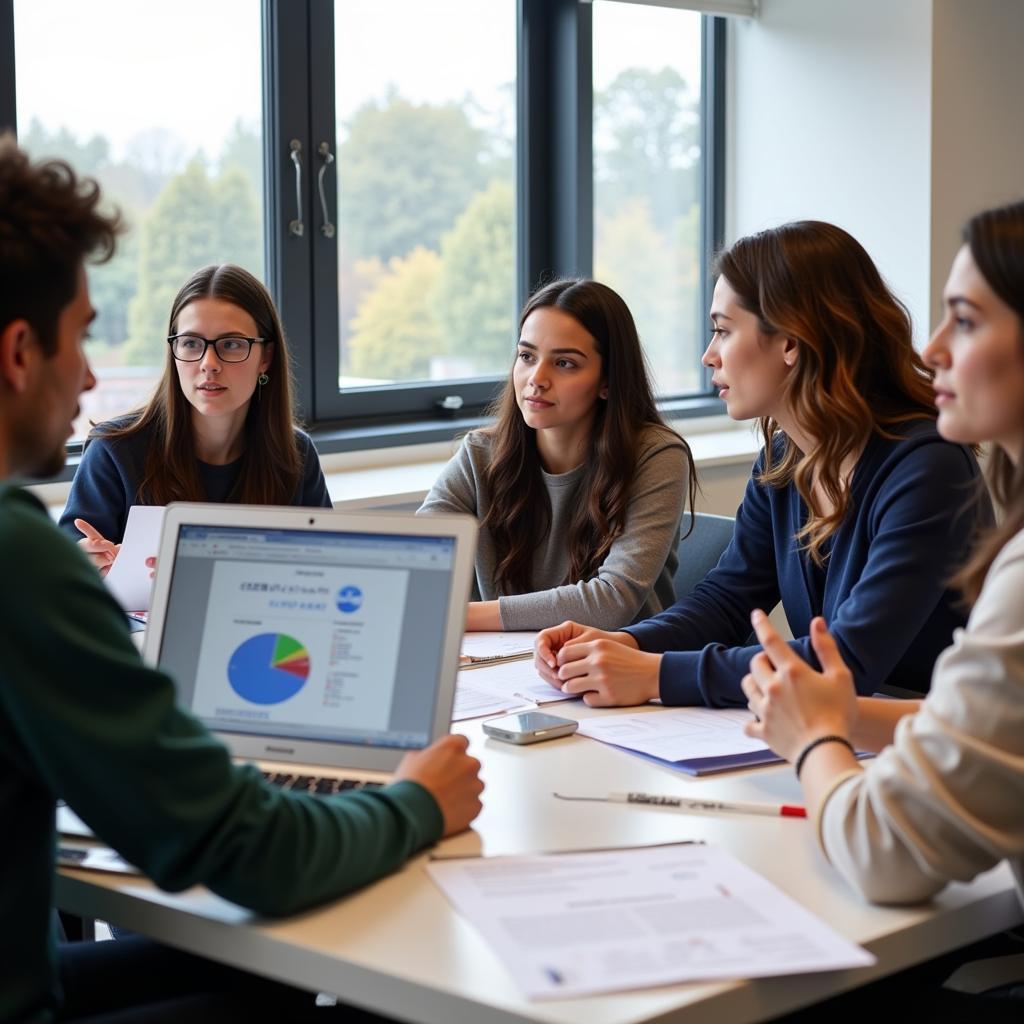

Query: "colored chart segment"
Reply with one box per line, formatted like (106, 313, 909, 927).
(228, 632, 310, 705)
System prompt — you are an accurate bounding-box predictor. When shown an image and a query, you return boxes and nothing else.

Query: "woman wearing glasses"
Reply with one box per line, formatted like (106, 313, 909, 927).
(61, 263, 331, 574)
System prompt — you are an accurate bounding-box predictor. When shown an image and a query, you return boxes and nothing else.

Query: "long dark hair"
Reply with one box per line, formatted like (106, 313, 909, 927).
(952, 200, 1024, 604)
(715, 221, 935, 563)
(97, 264, 302, 504)
(482, 278, 696, 594)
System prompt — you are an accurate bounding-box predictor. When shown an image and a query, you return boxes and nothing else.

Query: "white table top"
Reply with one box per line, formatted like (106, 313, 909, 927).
(57, 699, 1023, 1024)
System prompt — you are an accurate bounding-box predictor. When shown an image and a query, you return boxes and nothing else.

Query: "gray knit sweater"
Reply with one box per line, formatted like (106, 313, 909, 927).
(418, 426, 689, 630)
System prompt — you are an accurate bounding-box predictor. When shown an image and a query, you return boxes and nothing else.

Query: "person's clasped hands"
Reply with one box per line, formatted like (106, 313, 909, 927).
(533, 620, 664, 707)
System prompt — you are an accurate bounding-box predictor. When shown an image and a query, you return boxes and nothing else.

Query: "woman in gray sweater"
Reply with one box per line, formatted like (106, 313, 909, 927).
(420, 278, 696, 632)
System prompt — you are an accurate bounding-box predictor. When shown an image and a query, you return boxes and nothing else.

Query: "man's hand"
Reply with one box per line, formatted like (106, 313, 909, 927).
(394, 734, 484, 837)
(741, 611, 857, 762)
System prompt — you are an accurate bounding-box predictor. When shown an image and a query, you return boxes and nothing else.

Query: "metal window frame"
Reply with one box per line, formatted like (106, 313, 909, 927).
(0, 2, 14, 135)
(306, 0, 723, 432)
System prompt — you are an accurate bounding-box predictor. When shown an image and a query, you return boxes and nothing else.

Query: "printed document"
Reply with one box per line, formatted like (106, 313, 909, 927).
(427, 843, 874, 999)
(453, 658, 576, 722)
(461, 631, 538, 664)
(577, 707, 778, 769)
(104, 505, 166, 612)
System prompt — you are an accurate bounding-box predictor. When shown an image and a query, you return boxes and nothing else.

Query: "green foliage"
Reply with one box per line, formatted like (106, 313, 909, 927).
(124, 160, 261, 365)
(593, 66, 703, 393)
(346, 247, 443, 380)
(20, 118, 111, 176)
(219, 119, 263, 200)
(20, 120, 144, 346)
(87, 230, 140, 347)
(595, 198, 701, 393)
(595, 67, 700, 227)
(27, 69, 706, 394)
(435, 181, 516, 376)
(338, 94, 489, 263)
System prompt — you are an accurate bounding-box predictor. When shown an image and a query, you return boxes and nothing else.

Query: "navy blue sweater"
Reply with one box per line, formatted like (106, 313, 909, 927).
(60, 419, 332, 543)
(624, 422, 990, 706)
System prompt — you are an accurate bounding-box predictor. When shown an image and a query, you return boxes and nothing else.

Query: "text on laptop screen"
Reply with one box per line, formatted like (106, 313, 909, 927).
(157, 525, 455, 750)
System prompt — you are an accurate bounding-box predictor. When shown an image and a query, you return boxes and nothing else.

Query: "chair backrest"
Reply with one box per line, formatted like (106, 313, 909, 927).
(673, 512, 736, 601)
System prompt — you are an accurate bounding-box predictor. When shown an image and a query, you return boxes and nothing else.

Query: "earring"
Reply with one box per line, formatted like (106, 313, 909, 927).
(257, 372, 269, 402)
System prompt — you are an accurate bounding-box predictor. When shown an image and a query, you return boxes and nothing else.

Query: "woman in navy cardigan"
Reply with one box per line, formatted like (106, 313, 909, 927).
(535, 220, 991, 708)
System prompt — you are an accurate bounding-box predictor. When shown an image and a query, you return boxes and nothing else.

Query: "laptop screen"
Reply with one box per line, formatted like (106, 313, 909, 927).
(156, 524, 455, 751)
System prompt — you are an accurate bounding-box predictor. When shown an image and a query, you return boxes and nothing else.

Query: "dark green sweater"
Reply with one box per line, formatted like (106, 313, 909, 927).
(0, 485, 443, 1024)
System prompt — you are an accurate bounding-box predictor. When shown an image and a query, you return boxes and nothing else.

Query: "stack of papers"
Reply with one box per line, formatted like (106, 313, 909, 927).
(427, 842, 874, 999)
(461, 631, 538, 665)
(576, 707, 782, 775)
(453, 658, 577, 722)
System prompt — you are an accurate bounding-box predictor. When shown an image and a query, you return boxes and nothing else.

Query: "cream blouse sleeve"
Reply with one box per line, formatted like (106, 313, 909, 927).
(818, 530, 1024, 905)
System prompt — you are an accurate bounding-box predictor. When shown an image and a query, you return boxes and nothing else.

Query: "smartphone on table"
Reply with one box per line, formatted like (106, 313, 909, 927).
(482, 711, 579, 745)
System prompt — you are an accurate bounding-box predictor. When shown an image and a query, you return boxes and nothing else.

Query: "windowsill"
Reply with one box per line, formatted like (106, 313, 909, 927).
(29, 411, 761, 513)
(324, 415, 758, 508)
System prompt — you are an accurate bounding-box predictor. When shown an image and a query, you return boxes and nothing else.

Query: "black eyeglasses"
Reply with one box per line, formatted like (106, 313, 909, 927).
(167, 334, 267, 363)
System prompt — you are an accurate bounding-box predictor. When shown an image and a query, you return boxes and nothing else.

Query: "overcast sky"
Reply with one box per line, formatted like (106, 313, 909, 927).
(16, 0, 701, 165)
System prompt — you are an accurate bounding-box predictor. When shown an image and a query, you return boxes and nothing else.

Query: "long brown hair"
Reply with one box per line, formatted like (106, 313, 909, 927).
(97, 264, 302, 504)
(482, 278, 696, 595)
(951, 201, 1024, 604)
(715, 221, 935, 563)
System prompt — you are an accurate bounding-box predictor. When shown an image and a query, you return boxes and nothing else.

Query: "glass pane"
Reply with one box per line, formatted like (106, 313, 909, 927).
(593, 1, 704, 395)
(14, 0, 265, 440)
(335, 0, 517, 388)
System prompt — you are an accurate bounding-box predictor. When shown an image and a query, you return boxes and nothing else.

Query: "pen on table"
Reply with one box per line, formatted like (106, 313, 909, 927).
(553, 791, 807, 819)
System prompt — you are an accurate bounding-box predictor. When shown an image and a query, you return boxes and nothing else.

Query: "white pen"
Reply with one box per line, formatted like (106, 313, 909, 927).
(554, 790, 807, 819)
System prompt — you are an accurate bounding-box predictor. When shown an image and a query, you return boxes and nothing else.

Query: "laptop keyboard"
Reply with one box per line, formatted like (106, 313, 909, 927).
(261, 771, 385, 796)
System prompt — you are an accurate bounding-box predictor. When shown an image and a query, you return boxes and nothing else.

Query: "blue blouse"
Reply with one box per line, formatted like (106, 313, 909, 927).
(624, 422, 990, 706)
(60, 419, 332, 543)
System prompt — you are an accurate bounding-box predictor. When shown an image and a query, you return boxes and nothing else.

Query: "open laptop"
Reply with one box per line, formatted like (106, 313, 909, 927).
(142, 503, 477, 792)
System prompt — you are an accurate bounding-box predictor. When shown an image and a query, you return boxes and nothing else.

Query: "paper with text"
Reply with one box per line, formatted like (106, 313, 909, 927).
(427, 843, 874, 999)
(103, 505, 165, 612)
(577, 707, 772, 762)
(461, 631, 538, 663)
(453, 658, 576, 722)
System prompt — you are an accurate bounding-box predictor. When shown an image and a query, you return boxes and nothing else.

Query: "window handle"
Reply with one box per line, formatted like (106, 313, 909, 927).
(317, 142, 336, 239)
(288, 139, 304, 237)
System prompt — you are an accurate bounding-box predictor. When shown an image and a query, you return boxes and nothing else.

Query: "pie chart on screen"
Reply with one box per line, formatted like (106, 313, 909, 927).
(228, 633, 310, 704)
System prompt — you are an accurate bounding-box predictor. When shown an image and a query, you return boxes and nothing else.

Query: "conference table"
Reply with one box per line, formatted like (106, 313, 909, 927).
(56, 696, 1022, 1024)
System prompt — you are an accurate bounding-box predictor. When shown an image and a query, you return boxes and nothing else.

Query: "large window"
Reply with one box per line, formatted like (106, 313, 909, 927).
(2, 0, 724, 449)
(12, 0, 264, 441)
(593, 1, 706, 395)
(335, 0, 517, 389)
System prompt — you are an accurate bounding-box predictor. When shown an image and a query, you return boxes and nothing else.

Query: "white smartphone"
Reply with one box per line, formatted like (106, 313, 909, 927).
(482, 711, 579, 745)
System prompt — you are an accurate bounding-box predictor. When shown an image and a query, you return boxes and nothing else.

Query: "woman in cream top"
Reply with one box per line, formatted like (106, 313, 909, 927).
(743, 199, 1024, 909)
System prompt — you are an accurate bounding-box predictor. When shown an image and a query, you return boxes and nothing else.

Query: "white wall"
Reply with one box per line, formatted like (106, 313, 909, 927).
(727, 0, 1024, 342)
(929, 0, 1024, 327)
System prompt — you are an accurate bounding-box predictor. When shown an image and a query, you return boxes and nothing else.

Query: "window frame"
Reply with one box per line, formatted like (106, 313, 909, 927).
(0, 0, 726, 459)
(271, 0, 725, 440)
